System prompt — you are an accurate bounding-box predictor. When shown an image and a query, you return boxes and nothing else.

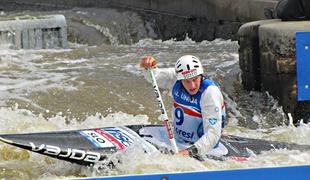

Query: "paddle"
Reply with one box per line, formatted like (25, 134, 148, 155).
(147, 68, 179, 153)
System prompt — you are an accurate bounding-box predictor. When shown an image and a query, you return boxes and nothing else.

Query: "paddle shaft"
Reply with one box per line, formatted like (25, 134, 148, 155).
(147, 69, 178, 153)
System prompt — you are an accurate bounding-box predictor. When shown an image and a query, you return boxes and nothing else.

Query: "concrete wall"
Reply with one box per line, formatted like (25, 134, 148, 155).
(0, 0, 278, 41)
(0, 14, 67, 49)
(107, 0, 278, 21)
(239, 20, 310, 123)
(238, 19, 280, 91)
(0, 0, 278, 21)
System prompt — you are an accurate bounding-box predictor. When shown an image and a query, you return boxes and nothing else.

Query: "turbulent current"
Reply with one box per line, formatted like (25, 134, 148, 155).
(0, 8, 310, 180)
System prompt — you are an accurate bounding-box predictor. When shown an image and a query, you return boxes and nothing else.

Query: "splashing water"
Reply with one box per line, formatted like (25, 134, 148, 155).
(0, 11, 309, 179)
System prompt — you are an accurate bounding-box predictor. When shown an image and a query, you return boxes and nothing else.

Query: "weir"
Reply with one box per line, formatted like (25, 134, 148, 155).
(0, 14, 67, 49)
(0, 0, 277, 42)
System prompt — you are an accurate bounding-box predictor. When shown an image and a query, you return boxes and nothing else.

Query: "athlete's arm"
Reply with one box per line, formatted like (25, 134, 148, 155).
(140, 56, 176, 90)
(148, 67, 176, 89)
(190, 85, 225, 156)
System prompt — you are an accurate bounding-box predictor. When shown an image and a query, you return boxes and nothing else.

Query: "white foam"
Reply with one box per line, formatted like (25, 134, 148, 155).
(0, 34, 309, 179)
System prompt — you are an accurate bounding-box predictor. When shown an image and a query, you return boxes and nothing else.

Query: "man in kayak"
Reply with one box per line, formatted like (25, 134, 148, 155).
(140, 55, 226, 157)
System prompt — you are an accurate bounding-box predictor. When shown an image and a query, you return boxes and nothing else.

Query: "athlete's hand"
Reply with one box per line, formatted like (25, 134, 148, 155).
(140, 55, 157, 69)
(178, 149, 190, 156)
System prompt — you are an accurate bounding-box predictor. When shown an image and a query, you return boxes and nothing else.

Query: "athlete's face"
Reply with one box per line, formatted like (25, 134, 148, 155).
(181, 75, 202, 95)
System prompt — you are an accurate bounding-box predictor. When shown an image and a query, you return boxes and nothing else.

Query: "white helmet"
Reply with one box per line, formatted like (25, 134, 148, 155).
(175, 55, 204, 80)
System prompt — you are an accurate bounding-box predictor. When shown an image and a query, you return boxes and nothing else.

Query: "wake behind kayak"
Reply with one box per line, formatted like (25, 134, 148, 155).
(0, 125, 309, 166)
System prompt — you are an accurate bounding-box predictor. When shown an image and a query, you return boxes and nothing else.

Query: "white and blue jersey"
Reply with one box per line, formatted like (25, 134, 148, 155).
(144, 67, 226, 156)
(172, 79, 225, 144)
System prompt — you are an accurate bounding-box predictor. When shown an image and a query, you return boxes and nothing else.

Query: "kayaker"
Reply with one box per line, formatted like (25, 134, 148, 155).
(140, 55, 226, 157)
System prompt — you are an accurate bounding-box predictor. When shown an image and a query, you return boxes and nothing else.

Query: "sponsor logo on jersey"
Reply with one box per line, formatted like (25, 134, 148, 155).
(30, 142, 103, 163)
(208, 118, 218, 125)
(173, 91, 198, 105)
(79, 130, 115, 148)
(175, 127, 194, 140)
